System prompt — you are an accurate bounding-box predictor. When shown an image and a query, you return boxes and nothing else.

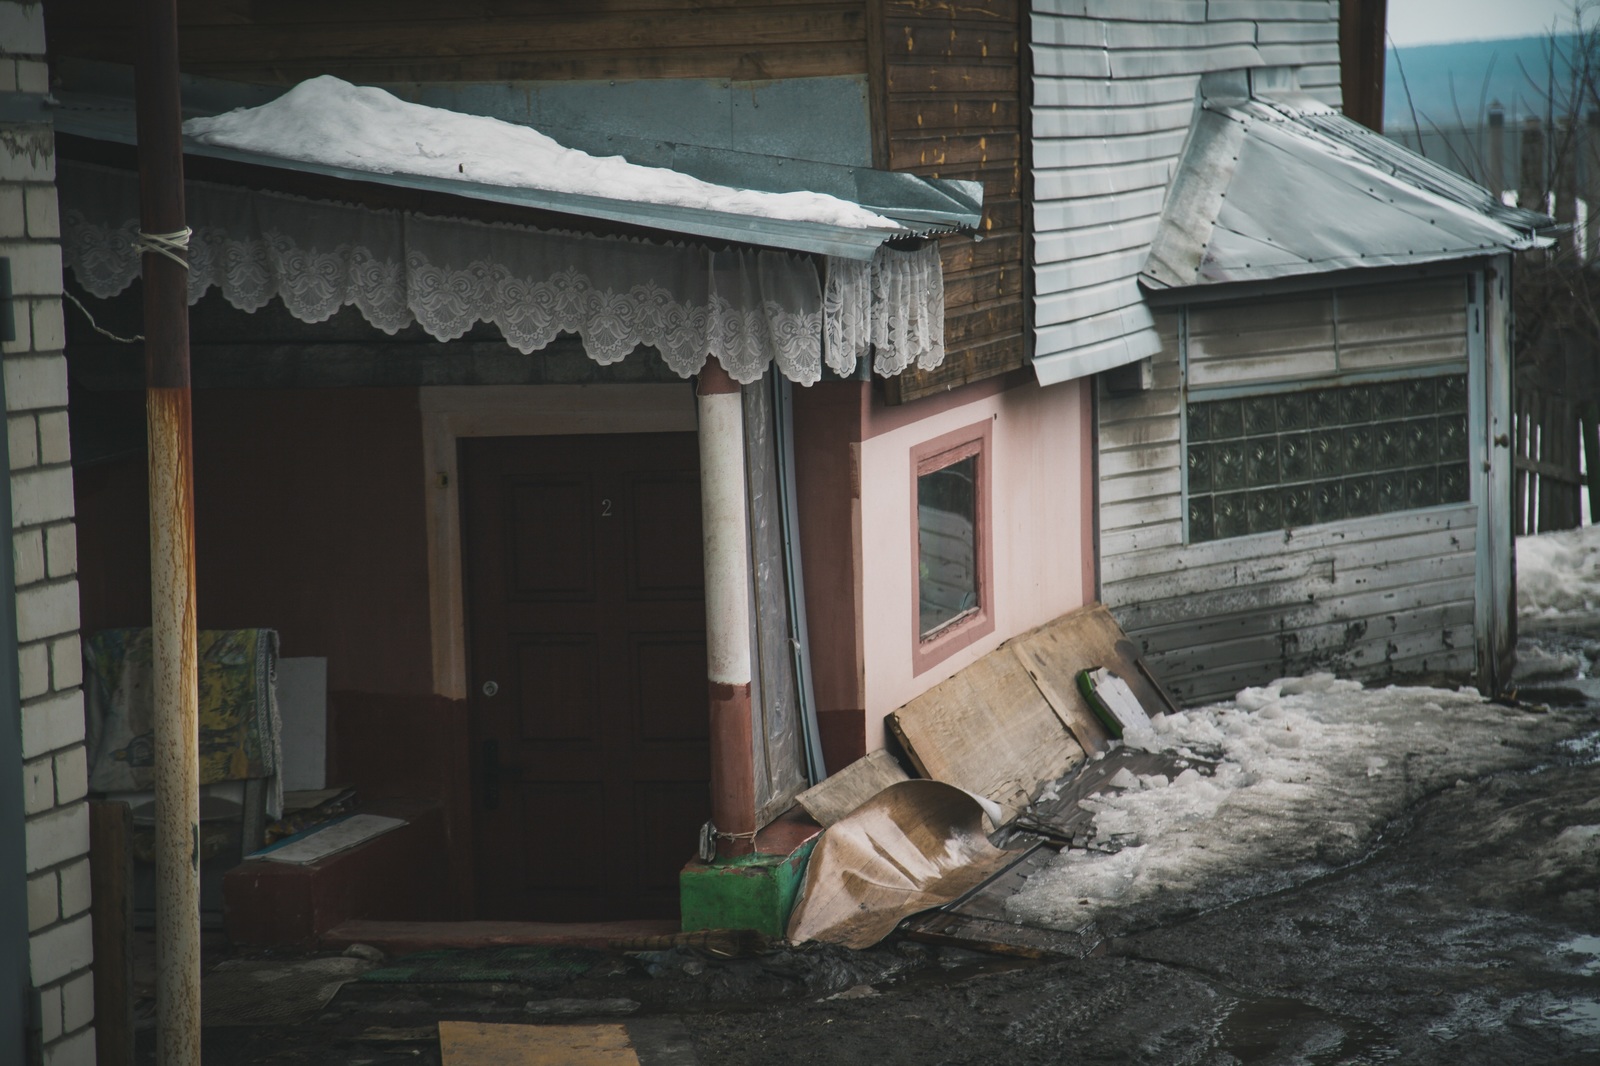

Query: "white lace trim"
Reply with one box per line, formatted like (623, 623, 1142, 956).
(60, 161, 946, 386)
(823, 247, 945, 377)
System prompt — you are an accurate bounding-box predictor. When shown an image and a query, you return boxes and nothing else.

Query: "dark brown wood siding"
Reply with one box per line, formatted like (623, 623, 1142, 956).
(878, 0, 1026, 404)
(46, 0, 870, 86)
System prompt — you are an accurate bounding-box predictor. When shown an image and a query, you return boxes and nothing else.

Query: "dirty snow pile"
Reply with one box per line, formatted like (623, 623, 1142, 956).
(1518, 522, 1600, 619)
(184, 76, 900, 230)
(1006, 674, 1586, 934)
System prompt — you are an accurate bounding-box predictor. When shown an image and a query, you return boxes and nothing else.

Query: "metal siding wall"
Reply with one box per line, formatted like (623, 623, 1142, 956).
(1030, 0, 1343, 376)
(1098, 280, 1481, 706)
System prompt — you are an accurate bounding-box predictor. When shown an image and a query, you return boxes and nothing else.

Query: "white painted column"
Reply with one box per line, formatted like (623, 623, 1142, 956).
(696, 360, 756, 857)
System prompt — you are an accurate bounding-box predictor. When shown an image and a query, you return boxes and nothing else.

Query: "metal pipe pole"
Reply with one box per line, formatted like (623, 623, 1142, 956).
(134, 1, 201, 1062)
(696, 361, 757, 858)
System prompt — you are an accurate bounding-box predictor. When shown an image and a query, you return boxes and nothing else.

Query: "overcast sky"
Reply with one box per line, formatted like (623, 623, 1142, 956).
(1387, 0, 1575, 46)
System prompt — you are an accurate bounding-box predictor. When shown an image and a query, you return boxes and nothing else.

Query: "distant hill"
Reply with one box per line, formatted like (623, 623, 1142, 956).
(1383, 35, 1578, 132)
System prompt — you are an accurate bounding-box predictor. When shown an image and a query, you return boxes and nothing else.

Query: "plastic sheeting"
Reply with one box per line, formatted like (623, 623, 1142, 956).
(786, 779, 1017, 949)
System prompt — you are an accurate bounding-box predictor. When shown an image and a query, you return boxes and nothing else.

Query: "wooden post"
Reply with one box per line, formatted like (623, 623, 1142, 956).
(1520, 116, 1545, 215)
(1555, 117, 1578, 241)
(696, 360, 757, 859)
(1583, 403, 1600, 524)
(1339, 0, 1388, 131)
(134, 0, 201, 1063)
(1585, 111, 1600, 262)
(1487, 103, 1505, 202)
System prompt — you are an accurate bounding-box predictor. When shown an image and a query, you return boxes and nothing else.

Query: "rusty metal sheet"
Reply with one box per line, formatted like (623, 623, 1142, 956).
(786, 780, 1018, 950)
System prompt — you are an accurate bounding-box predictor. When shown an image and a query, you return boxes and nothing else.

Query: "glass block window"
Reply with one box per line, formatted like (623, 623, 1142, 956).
(918, 454, 979, 637)
(1186, 375, 1469, 543)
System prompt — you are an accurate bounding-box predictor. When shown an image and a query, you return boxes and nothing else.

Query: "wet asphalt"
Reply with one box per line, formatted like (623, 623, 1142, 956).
(145, 624, 1600, 1066)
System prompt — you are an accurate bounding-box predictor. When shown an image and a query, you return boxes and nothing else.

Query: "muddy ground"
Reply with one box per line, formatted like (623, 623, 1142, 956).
(144, 628, 1600, 1065)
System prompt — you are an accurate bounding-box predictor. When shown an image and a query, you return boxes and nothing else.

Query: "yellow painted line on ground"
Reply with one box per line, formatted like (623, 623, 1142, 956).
(438, 1021, 642, 1066)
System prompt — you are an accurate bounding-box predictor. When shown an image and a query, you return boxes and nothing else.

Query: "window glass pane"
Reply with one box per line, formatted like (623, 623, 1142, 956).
(1187, 373, 1469, 543)
(918, 454, 977, 637)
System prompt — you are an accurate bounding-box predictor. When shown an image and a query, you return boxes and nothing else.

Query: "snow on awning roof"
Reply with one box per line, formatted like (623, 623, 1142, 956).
(52, 73, 982, 262)
(1140, 90, 1554, 293)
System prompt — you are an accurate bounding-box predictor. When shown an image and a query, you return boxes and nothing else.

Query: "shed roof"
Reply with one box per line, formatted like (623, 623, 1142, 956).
(1140, 90, 1553, 292)
(50, 66, 981, 263)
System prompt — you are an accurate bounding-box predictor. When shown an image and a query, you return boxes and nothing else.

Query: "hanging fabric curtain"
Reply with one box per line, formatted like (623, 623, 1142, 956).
(59, 161, 946, 385)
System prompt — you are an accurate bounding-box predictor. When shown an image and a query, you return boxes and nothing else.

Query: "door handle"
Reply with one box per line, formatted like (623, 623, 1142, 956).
(1493, 433, 1510, 448)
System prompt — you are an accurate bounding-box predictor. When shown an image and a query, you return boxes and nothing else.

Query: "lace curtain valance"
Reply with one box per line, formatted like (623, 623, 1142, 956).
(59, 161, 945, 385)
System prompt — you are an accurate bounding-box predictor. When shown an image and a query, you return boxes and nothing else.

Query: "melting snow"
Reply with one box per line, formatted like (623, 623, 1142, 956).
(1006, 673, 1585, 932)
(1517, 522, 1600, 619)
(184, 76, 901, 231)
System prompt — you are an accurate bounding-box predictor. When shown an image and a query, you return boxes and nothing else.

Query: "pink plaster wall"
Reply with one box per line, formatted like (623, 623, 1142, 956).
(856, 376, 1091, 751)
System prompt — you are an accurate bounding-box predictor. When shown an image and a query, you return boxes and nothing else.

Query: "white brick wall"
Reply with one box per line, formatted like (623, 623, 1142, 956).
(3, 6, 97, 1058)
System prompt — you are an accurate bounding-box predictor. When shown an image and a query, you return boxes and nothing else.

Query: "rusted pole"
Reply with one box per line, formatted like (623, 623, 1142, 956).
(135, 0, 201, 1063)
(696, 360, 757, 858)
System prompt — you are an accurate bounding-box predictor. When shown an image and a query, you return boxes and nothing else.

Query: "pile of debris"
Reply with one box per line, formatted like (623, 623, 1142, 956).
(785, 604, 1187, 957)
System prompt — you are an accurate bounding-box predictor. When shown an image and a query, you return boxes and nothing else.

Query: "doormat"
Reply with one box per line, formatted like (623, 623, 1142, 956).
(359, 946, 600, 988)
(438, 1021, 639, 1066)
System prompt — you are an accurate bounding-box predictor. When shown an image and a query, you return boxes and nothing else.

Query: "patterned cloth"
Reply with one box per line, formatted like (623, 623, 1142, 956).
(84, 628, 282, 817)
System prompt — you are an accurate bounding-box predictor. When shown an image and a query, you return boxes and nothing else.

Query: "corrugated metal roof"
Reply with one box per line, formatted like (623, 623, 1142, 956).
(49, 71, 981, 263)
(1141, 91, 1553, 292)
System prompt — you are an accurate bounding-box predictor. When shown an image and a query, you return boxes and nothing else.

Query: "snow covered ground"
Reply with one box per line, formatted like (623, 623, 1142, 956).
(1518, 521, 1600, 621)
(1007, 673, 1596, 934)
(184, 76, 899, 230)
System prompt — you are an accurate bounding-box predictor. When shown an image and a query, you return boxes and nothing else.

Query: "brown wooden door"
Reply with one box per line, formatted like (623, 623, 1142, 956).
(461, 433, 709, 920)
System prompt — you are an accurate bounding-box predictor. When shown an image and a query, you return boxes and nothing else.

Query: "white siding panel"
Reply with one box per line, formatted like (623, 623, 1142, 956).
(1037, 156, 1177, 199)
(1083, 0, 1207, 22)
(1101, 466, 1183, 505)
(1033, 189, 1167, 232)
(1256, 19, 1340, 43)
(1299, 65, 1342, 95)
(1102, 19, 1256, 49)
(1032, 99, 1196, 137)
(1098, 440, 1181, 478)
(1109, 44, 1264, 80)
(1031, 0, 1342, 381)
(1258, 41, 1341, 67)
(1034, 216, 1161, 264)
(1034, 44, 1115, 79)
(1100, 412, 1182, 449)
(1037, 301, 1159, 353)
(1100, 522, 1184, 557)
(1032, 128, 1191, 170)
(1033, 164, 1168, 202)
(1031, 13, 1109, 48)
(1031, 73, 1198, 109)
(1205, 0, 1336, 20)
(1101, 493, 1183, 531)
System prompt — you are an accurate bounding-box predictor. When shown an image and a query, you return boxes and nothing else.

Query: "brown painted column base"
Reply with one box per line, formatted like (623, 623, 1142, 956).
(708, 680, 756, 858)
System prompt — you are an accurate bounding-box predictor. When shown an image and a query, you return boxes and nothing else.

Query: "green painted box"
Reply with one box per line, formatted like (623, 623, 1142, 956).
(679, 838, 817, 938)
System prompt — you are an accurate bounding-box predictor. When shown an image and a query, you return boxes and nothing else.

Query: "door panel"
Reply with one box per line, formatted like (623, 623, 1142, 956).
(462, 432, 708, 921)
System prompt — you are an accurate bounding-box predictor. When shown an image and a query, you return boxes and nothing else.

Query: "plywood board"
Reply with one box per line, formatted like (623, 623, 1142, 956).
(795, 749, 910, 827)
(887, 647, 1084, 821)
(438, 1022, 638, 1066)
(1012, 603, 1178, 754)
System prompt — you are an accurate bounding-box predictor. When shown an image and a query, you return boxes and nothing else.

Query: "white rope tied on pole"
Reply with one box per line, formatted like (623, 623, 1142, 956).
(133, 226, 193, 270)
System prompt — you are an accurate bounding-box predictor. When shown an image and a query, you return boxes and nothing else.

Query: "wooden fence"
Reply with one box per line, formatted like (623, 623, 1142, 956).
(1513, 389, 1599, 534)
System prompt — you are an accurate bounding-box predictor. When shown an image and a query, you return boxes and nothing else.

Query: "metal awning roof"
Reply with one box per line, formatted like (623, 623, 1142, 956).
(1141, 90, 1554, 293)
(49, 66, 981, 263)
